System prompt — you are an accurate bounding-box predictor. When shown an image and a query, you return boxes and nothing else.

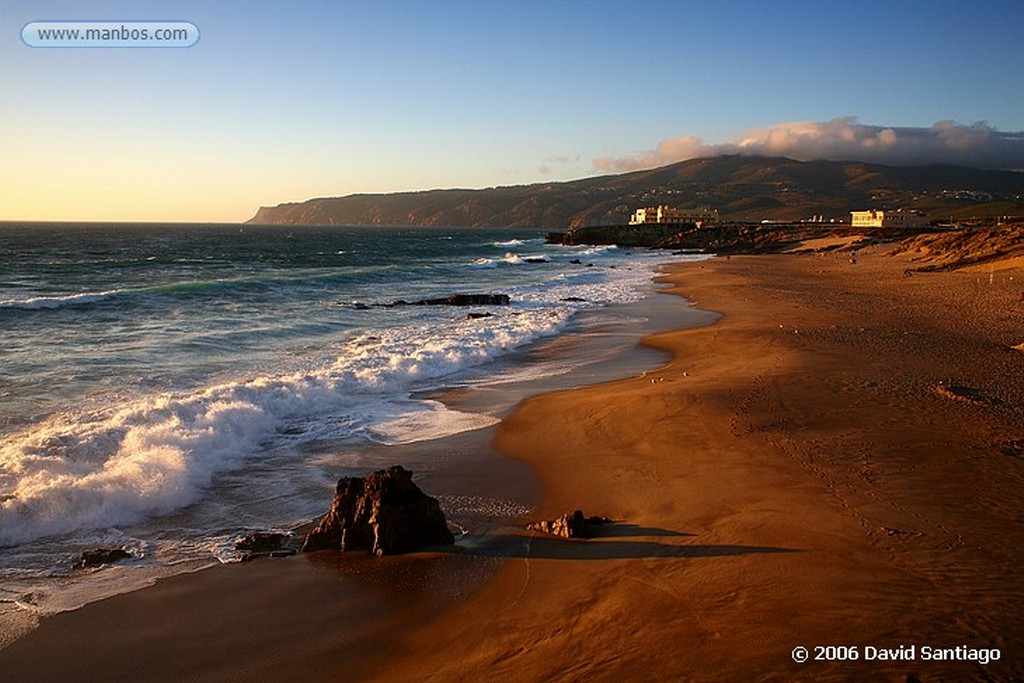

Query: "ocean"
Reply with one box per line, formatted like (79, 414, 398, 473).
(0, 222, 697, 637)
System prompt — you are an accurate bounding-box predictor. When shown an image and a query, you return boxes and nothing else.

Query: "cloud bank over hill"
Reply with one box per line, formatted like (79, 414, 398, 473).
(594, 118, 1024, 172)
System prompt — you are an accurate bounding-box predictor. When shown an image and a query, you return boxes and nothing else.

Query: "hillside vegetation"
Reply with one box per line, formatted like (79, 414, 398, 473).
(250, 156, 1024, 228)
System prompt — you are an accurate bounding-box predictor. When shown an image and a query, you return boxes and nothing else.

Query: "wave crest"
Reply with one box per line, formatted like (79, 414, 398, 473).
(0, 291, 119, 310)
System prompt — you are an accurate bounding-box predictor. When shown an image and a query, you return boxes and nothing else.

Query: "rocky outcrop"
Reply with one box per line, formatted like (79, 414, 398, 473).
(556, 222, 944, 255)
(412, 294, 510, 306)
(349, 294, 511, 310)
(527, 510, 613, 539)
(302, 466, 454, 556)
(559, 223, 693, 247)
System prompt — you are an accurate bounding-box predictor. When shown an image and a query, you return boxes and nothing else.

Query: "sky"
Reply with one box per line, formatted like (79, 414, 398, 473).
(1, 0, 1022, 222)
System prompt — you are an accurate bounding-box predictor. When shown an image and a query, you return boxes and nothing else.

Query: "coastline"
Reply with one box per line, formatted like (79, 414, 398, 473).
(0, 265, 712, 680)
(372, 245, 1024, 681)
(2, 246, 1022, 680)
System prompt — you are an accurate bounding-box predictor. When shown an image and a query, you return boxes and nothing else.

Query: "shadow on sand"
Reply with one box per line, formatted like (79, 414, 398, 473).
(451, 523, 798, 561)
(587, 523, 696, 539)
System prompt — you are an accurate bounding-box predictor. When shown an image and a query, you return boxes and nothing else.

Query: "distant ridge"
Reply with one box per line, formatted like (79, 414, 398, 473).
(249, 156, 1024, 228)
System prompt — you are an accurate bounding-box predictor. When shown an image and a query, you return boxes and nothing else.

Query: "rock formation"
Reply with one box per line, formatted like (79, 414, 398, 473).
(349, 294, 511, 309)
(412, 293, 510, 306)
(302, 466, 454, 555)
(527, 510, 613, 539)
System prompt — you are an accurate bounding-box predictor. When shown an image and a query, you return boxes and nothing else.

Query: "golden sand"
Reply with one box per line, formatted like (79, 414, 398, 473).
(3, 246, 1022, 681)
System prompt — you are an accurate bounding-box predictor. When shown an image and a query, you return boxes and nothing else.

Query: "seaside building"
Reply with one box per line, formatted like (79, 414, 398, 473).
(850, 209, 929, 228)
(629, 205, 719, 226)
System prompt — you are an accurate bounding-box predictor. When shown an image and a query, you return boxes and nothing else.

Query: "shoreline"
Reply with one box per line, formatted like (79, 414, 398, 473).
(2, 247, 1022, 680)
(372, 245, 1024, 681)
(0, 265, 712, 679)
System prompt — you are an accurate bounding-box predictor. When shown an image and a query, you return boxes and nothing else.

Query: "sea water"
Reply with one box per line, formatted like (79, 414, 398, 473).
(0, 223, 698, 636)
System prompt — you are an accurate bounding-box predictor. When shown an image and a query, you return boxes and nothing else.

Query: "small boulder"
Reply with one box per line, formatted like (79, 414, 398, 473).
(527, 510, 613, 539)
(77, 547, 131, 569)
(236, 532, 288, 553)
(303, 466, 454, 556)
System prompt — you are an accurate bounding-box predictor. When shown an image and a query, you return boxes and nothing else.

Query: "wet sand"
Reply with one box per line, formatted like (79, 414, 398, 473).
(3, 247, 1023, 681)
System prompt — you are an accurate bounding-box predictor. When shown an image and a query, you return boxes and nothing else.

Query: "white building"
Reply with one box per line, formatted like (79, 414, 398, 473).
(629, 205, 719, 225)
(850, 209, 928, 228)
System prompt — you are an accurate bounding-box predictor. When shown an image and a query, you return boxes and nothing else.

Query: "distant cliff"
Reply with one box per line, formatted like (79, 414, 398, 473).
(249, 156, 1024, 228)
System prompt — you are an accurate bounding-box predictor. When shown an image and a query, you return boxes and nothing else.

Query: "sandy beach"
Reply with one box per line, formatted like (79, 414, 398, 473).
(2, 245, 1022, 681)
(377, 244, 1024, 681)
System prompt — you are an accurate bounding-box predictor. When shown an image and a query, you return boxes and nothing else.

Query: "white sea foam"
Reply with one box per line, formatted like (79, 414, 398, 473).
(1, 290, 585, 546)
(0, 290, 121, 310)
(0, 225, 705, 646)
(577, 244, 620, 256)
(0, 246, 687, 549)
(366, 400, 499, 445)
(472, 252, 533, 267)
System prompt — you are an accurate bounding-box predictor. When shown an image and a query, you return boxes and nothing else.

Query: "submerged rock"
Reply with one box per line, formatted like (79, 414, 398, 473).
(302, 466, 454, 556)
(527, 510, 613, 539)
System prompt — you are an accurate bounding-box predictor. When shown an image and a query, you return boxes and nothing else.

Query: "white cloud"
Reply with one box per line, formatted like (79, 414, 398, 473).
(594, 118, 1024, 171)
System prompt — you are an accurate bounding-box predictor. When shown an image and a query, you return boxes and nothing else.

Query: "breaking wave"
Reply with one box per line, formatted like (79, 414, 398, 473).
(0, 290, 121, 310)
(0, 300, 573, 546)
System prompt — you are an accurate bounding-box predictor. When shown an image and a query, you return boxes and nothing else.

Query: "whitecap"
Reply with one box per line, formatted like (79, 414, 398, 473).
(0, 290, 120, 310)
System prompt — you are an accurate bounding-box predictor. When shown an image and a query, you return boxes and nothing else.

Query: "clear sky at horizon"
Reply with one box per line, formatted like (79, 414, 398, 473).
(1, 0, 1021, 222)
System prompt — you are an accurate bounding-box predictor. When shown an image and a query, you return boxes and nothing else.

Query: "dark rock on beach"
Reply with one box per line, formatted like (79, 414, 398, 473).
(466, 312, 493, 320)
(412, 294, 510, 307)
(302, 465, 454, 556)
(527, 510, 613, 539)
(234, 532, 292, 561)
(76, 547, 131, 569)
(350, 295, 510, 309)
